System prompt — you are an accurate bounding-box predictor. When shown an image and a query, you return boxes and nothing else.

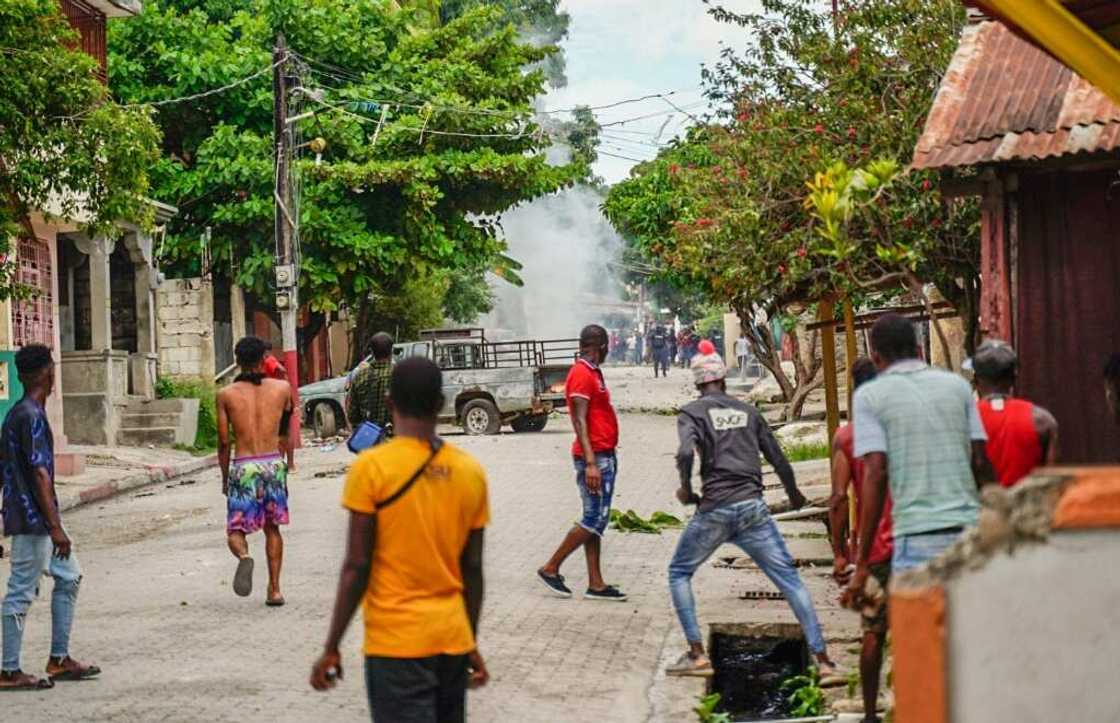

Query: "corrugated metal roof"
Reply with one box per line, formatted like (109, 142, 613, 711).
(912, 19, 1120, 170)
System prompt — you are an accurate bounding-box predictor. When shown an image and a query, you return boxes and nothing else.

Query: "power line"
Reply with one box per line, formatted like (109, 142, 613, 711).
(120, 59, 282, 109)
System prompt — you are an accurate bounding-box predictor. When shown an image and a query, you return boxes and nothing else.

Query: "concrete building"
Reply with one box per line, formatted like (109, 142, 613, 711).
(0, 0, 178, 459)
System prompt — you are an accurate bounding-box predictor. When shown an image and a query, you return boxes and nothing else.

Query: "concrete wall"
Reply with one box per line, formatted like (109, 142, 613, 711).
(156, 278, 215, 379)
(948, 529, 1120, 721)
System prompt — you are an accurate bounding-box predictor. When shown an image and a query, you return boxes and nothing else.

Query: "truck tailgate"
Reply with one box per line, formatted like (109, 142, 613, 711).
(538, 364, 570, 405)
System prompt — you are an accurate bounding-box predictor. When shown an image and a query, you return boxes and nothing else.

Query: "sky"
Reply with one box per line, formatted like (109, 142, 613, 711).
(546, 0, 764, 184)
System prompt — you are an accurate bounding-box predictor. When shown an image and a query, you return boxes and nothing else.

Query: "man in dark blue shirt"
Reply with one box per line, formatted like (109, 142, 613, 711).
(0, 345, 99, 690)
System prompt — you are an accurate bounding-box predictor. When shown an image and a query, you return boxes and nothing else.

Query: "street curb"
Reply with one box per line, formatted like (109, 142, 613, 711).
(59, 454, 218, 513)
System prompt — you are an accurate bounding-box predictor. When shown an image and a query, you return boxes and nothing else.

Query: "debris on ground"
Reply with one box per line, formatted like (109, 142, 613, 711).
(608, 509, 683, 533)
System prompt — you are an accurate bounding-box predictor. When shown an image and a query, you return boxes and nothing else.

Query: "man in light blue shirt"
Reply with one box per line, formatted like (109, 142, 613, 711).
(845, 314, 994, 604)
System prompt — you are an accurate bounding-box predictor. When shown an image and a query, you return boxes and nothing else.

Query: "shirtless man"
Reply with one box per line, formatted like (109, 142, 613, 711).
(217, 336, 294, 606)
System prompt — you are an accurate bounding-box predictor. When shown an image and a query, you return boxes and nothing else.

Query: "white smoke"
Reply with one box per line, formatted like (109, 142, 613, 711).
(483, 185, 627, 340)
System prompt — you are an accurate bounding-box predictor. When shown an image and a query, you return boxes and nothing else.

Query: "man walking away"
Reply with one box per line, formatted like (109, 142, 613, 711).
(666, 351, 836, 678)
(537, 325, 627, 602)
(1, 345, 99, 691)
(845, 314, 994, 608)
(968, 340, 1058, 486)
(310, 357, 490, 722)
(217, 336, 294, 606)
(650, 325, 670, 378)
(828, 357, 892, 723)
(347, 333, 394, 434)
(260, 342, 296, 470)
(735, 335, 750, 380)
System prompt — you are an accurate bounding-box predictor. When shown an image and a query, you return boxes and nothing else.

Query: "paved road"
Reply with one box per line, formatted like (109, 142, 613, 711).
(1, 374, 853, 722)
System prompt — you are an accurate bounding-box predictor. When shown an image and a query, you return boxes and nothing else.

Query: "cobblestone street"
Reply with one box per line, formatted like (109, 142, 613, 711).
(0, 368, 855, 722)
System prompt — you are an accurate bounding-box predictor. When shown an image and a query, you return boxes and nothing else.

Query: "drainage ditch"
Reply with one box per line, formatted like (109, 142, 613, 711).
(709, 623, 810, 721)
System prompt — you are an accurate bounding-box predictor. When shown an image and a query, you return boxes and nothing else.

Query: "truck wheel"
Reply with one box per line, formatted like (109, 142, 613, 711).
(462, 399, 501, 436)
(313, 403, 338, 439)
(512, 414, 549, 433)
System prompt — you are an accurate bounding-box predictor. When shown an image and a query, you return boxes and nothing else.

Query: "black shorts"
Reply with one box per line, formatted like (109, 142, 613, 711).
(365, 654, 468, 723)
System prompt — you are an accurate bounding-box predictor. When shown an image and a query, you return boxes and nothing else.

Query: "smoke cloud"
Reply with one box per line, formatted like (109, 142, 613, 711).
(483, 185, 628, 340)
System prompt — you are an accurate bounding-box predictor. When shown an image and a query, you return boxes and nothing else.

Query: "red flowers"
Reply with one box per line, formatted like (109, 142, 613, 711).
(813, 123, 825, 135)
(668, 164, 680, 176)
(778, 264, 787, 275)
(921, 179, 932, 191)
(696, 218, 713, 228)
(797, 247, 807, 258)
(847, 127, 857, 140)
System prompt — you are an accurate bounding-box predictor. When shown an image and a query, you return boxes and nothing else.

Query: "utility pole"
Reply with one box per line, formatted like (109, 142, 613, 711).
(273, 34, 302, 447)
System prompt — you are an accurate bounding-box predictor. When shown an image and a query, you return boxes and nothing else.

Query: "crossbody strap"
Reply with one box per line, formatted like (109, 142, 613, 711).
(374, 437, 444, 511)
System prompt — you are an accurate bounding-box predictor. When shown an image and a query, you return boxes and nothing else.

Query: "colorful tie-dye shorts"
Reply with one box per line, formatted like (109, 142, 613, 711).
(227, 454, 290, 534)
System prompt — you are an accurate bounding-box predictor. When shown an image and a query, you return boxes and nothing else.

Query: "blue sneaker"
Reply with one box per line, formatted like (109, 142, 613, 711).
(537, 570, 572, 598)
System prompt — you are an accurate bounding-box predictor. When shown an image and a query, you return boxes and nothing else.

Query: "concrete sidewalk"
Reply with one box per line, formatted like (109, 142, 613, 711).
(56, 444, 217, 513)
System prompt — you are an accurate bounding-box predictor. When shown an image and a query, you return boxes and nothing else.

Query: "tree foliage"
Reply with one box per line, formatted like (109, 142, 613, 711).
(0, 0, 159, 297)
(109, 0, 581, 331)
(440, 0, 570, 87)
(605, 0, 976, 413)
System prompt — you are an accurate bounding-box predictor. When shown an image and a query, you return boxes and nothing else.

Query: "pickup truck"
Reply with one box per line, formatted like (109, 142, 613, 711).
(299, 328, 577, 438)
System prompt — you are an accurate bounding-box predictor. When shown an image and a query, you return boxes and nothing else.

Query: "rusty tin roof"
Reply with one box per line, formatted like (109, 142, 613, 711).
(912, 19, 1120, 170)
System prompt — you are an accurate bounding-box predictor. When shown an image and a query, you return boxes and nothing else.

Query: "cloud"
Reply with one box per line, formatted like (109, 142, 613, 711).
(550, 0, 763, 182)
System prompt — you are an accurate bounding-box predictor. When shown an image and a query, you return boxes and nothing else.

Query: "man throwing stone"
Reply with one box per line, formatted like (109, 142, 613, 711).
(1, 345, 98, 690)
(217, 336, 294, 606)
(537, 324, 627, 602)
(666, 350, 835, 677)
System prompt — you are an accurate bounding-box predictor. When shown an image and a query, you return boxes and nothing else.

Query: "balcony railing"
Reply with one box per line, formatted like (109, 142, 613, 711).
(59, 0, 107, 83)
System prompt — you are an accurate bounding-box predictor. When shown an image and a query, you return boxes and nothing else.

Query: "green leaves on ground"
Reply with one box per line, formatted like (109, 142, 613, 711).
(609, 509, 683, 534)
(694, 692, 732, 723)
(782, 441, 830, 463)
(780, 666, 826, 717)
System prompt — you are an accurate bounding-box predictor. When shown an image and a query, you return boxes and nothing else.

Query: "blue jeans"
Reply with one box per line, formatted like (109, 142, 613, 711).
(574, 453, 616, 536)
(2, 534, 82, 671)
(668, 498, 826, 654)
(892, 530, 964, 574)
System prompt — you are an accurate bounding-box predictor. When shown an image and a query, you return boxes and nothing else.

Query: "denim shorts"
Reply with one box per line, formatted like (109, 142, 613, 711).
(892, 529, 964, 574)
(574, 453, 616, 536)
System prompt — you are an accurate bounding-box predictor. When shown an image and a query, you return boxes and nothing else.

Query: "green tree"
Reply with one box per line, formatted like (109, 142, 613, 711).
(110, 1, 581, 355)
(0, 0, 159, 297)
(440, 0, 570, 87)
(605, 0, 975, 417)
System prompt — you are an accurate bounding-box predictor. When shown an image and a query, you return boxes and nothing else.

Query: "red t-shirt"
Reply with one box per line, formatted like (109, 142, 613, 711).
(836, 424, 893, 565)
(566, 358, 619, 457)
(977, 397, 1043, 488)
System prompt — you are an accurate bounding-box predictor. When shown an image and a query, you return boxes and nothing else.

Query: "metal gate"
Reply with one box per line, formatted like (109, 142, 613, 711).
(13, 237, 55, 349)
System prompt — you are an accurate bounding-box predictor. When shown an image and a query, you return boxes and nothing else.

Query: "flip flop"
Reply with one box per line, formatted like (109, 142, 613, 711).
(0, 672, 53, 691)
(233, 556, 254, 597)
(265, 595, 286, 607)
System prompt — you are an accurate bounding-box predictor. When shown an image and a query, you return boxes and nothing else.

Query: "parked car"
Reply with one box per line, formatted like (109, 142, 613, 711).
(299, 328, 577, 438)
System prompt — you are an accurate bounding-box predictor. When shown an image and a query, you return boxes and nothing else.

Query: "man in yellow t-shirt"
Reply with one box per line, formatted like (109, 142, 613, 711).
(310, 357, 490, 723)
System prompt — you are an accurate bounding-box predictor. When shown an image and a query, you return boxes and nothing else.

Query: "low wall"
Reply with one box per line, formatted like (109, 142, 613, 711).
(890, 470, 1120, 722)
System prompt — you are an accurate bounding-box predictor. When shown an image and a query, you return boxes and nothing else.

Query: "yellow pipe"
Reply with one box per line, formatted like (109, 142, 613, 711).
(982, 0, 1120, 107)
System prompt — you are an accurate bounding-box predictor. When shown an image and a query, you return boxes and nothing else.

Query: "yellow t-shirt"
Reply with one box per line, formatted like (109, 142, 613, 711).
(341, 437, 489, 658)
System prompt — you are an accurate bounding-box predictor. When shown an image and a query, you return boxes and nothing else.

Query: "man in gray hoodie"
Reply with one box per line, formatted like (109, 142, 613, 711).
(665, 350, 834, 678)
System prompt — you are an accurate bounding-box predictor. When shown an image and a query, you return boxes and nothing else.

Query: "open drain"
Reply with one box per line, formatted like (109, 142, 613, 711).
(709, 623, 810, 721)
(739, 590, 785, 601)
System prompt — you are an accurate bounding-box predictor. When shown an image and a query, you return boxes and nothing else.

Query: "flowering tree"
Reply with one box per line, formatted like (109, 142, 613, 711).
(604, 0, 978, 417)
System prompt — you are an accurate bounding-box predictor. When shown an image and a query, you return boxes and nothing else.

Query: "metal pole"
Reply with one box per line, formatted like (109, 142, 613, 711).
(273, 34, 302, 447)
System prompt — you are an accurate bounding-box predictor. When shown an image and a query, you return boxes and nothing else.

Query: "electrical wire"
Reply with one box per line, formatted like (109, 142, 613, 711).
(120, 58, 282, 109)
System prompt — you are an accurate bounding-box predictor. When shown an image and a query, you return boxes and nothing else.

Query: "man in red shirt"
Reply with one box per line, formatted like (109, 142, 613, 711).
(537, 324, 626, 602)
(968, 340, 1058, 487)
(829, 357, 892, 722)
